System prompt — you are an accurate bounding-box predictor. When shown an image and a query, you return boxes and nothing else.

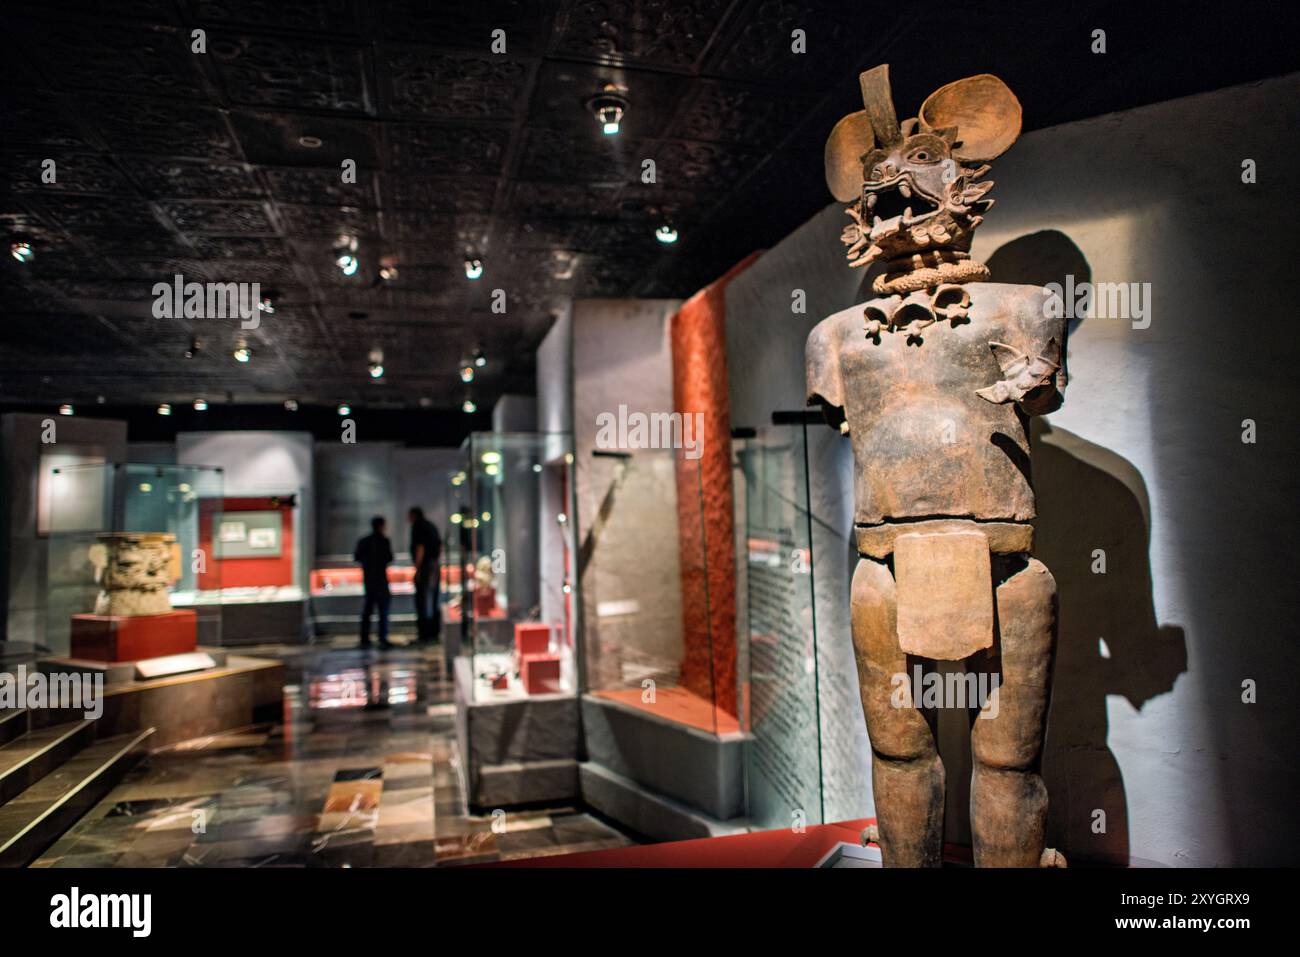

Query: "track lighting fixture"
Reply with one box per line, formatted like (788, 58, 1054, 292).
(464, 258, 483, 280)
(588, 84, 629, 136)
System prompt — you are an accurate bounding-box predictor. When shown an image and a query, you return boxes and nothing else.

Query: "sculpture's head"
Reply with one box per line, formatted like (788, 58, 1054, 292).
(826, 66, 1022, 287)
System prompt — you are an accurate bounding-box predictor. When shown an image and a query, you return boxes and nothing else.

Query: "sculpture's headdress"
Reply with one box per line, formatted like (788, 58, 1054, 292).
(825, 65, 1022, 293)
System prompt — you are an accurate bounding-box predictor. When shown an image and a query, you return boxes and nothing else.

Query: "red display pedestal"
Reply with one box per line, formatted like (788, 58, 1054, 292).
(521, 653, 562, 695)
(70, 610, 198, 663)
(514, 623, 552, 664)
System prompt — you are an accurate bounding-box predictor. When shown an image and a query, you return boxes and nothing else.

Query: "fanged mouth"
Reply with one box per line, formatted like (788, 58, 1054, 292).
(863, 177, 940, 241)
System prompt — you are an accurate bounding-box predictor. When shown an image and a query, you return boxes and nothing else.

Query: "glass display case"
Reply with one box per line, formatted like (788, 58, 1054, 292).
(456, 432, 578, 701)
(733, 416, 826, 831)
(44, 463, 224, 657)
(580, 447, 738, 735)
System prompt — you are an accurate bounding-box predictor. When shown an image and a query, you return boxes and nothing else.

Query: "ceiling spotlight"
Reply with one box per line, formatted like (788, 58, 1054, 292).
(418, 396, 433, 408)
(464, 258, 483, 280)
(532, 463, 542, 474)
(337, 403, 351, 416)
(379, 264, 398, 282)
(297, 134, 323, 149)
(462, 397, 477, 414)
(58, 403, 74, 416)
(481, 451, 501, 465)
(369, 362, 384, 379)
(193, 398, 208, 411)
(233, 339, 252, 363)
(10, 241, 34, 263)
(334, 235, 360, 276)
(460, 361, 475, 383)
(185, 336, 202, 359)
(258, 295, 275, 315)
(588, 85, 629, 136)
(284, 399, 299, 412)
(473, 348, 486, 368)
(157, 403, 172, 416)
(96, 395, 106, 405)
(655, 224, 679, 244)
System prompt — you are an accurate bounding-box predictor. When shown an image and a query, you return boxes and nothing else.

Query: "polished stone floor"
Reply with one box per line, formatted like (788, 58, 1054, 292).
(30, 636, 633, 867)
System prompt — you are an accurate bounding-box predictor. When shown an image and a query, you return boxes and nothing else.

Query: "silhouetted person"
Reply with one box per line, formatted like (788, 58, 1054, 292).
(408, 506, 442, 644)
(354, 515, 393, 649)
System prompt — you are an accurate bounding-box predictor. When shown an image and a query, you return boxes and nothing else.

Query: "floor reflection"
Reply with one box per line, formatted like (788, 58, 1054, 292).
(29, 637, 633, 868)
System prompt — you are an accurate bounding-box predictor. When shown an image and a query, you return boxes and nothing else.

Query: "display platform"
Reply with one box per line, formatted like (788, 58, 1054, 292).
(580, 692, 747, 837)
(33, 653, 284, 749)
(453, 656, 577, 809)
(488, 818, 883, 867)
(203, 590, 305, 645)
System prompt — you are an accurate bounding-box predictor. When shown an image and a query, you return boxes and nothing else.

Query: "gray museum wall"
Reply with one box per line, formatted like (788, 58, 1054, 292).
(315, 442, 399, 559)
(571, 298, 685, 690)
(0, 413, 128, 646)
(724, 73, 1300, 865)
(395, 447, 461, 551)
(317, 442, 460, 562)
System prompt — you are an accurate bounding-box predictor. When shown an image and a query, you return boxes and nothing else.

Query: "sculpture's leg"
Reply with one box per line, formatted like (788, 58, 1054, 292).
(851, 556, 944, 867)
(970, 556, 1057, 867)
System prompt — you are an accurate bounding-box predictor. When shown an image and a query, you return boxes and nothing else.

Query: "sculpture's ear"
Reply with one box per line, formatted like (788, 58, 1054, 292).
(919, 74, 1022, 162)
(825, 110, 874, 202)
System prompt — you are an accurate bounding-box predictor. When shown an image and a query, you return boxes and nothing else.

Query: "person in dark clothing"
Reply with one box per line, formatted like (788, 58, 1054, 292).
(354, 515, 394, 649)
(407, 506, 442, 644)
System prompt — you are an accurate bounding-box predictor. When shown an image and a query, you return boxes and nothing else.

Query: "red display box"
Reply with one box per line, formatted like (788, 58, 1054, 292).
(521, 653, 562, 695)
(70, 610, 198, 663)
(514, 623, 552, 663)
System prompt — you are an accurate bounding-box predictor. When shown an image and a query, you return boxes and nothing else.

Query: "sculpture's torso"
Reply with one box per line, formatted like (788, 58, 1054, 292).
(806, 282, 1065, 527)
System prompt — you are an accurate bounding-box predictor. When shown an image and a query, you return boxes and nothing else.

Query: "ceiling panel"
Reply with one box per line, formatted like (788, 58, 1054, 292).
(1, 0, 1296, 418)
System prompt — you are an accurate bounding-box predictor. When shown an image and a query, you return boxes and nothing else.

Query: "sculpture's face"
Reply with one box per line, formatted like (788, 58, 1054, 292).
(825, 68, 1021, 273)
(849, 129, 991, 267)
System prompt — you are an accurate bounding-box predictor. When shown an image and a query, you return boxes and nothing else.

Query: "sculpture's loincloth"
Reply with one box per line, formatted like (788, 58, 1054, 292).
(856, 518, 1033, 661)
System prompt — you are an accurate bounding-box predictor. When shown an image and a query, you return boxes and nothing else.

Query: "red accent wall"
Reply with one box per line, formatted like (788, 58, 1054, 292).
(198, 497, 295, 589)
(671, 252, 760, 718)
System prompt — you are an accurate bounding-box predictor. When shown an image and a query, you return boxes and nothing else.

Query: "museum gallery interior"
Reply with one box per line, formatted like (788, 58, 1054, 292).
(0, 1, 1296, 873)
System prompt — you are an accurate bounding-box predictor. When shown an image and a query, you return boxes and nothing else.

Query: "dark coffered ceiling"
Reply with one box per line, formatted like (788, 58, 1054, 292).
(1, 0, 1295, 425)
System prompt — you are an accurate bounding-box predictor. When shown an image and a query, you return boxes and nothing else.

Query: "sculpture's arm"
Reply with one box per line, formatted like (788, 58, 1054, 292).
(976, 294, 1067, 416)
(806, 318, 849, 433)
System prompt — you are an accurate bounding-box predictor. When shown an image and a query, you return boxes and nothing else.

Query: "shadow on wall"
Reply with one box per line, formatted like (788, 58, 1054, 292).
(987, 229, 1187, 864)
(1031, 418, 1187, 865)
